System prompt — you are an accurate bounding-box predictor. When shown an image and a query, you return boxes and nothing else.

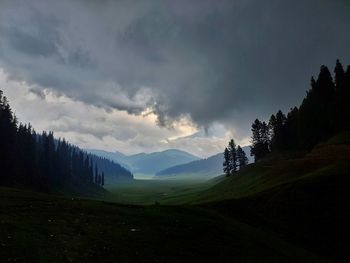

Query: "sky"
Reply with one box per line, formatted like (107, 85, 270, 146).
(0, 0, 350, 157)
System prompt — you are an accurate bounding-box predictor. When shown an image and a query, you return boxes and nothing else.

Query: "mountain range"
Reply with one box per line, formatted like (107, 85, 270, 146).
(88, 147, 251, 178)
(87, 149, 200, 175)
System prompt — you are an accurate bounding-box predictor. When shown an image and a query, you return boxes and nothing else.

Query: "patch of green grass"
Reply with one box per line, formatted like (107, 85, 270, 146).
(105, 178, 215, 205)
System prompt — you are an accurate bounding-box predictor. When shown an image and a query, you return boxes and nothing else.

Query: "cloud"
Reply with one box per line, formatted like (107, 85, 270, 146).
(1, 69, 235, 157)
(0, 0, 350, 154)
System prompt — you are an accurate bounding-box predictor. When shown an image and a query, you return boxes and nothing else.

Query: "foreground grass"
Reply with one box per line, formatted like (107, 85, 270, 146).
(0, 187, 326, 263)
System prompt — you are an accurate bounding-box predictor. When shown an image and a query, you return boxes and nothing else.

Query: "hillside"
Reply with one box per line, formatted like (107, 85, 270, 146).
(155, 146, 252, 178)
(148, 133, 350, 261)
(189, 132, 350, 203)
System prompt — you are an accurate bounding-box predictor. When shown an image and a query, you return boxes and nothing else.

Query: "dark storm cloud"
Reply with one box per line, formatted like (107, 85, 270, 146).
(1, 0, 350, 135)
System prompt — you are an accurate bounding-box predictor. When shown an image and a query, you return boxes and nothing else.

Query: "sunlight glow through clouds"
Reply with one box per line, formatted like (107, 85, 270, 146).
(0, 68, 244, 157)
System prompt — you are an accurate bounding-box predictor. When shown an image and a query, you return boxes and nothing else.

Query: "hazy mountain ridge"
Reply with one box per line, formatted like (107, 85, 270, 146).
(156, 153, 223, 178)
(87, 149, 200, 175)
(155, 146, 252, 178)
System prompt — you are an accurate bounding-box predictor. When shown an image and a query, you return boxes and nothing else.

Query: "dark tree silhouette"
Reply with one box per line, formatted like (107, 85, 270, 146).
(269, 110, 287, 152)
(228, 139, 237, 174)
(250, 119, 270, 162)
(237, 146, 248, 169)
(0, 92, 17, 185)
(334, 60, 350, 130)
(284, 107, 299, 150)
(223, 147, 230, 177)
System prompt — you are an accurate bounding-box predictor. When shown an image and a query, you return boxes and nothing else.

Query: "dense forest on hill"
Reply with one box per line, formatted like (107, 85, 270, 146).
(0, 91, 132, 193)
(249, 60, 350, 162)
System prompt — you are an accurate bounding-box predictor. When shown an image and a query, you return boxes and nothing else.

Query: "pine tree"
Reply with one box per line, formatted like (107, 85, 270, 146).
(284, 107, 299, 149)
(250, 119, 270, 162)
(334, 59, 345, 90)
(269, 110, 286, 151)
(0, 93, 17, 185)
(236, 146, 248, 169)
(344, 65, 350, 129)
(223, 147, 230, 177)
(298, 65, 336, 149)
(334, 60, 350, 130)
(316, 65, 336, 134)
(228, 139, 237, 174)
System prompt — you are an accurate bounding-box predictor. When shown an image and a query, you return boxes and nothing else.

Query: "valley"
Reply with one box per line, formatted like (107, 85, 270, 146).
(1, 3, 349, 262)
(2, 132, 347, 262)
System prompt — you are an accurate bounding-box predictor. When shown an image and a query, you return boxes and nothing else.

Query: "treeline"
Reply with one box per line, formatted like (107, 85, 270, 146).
(250, 60, 350, 162)
(223, 139, 248, 176)
(0, 90, 130, 192)
(90, 155, 133, 183)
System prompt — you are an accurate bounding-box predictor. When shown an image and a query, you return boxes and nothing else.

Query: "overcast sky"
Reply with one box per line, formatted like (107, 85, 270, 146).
(0, 0, 350, 157)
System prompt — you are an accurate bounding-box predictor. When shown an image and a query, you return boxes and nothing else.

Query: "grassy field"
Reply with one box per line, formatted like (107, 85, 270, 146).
(105, 178, 215, 205)
(0, 187, 327, 263)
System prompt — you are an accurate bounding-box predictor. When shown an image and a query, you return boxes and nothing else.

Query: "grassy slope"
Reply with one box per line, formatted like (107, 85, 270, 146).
(0, 187, 325, 263)
(201, 162, 350, 261)
(161, 132, 350, 204)
(146, 132, 350, 261)
(191, 132, 350, 262)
